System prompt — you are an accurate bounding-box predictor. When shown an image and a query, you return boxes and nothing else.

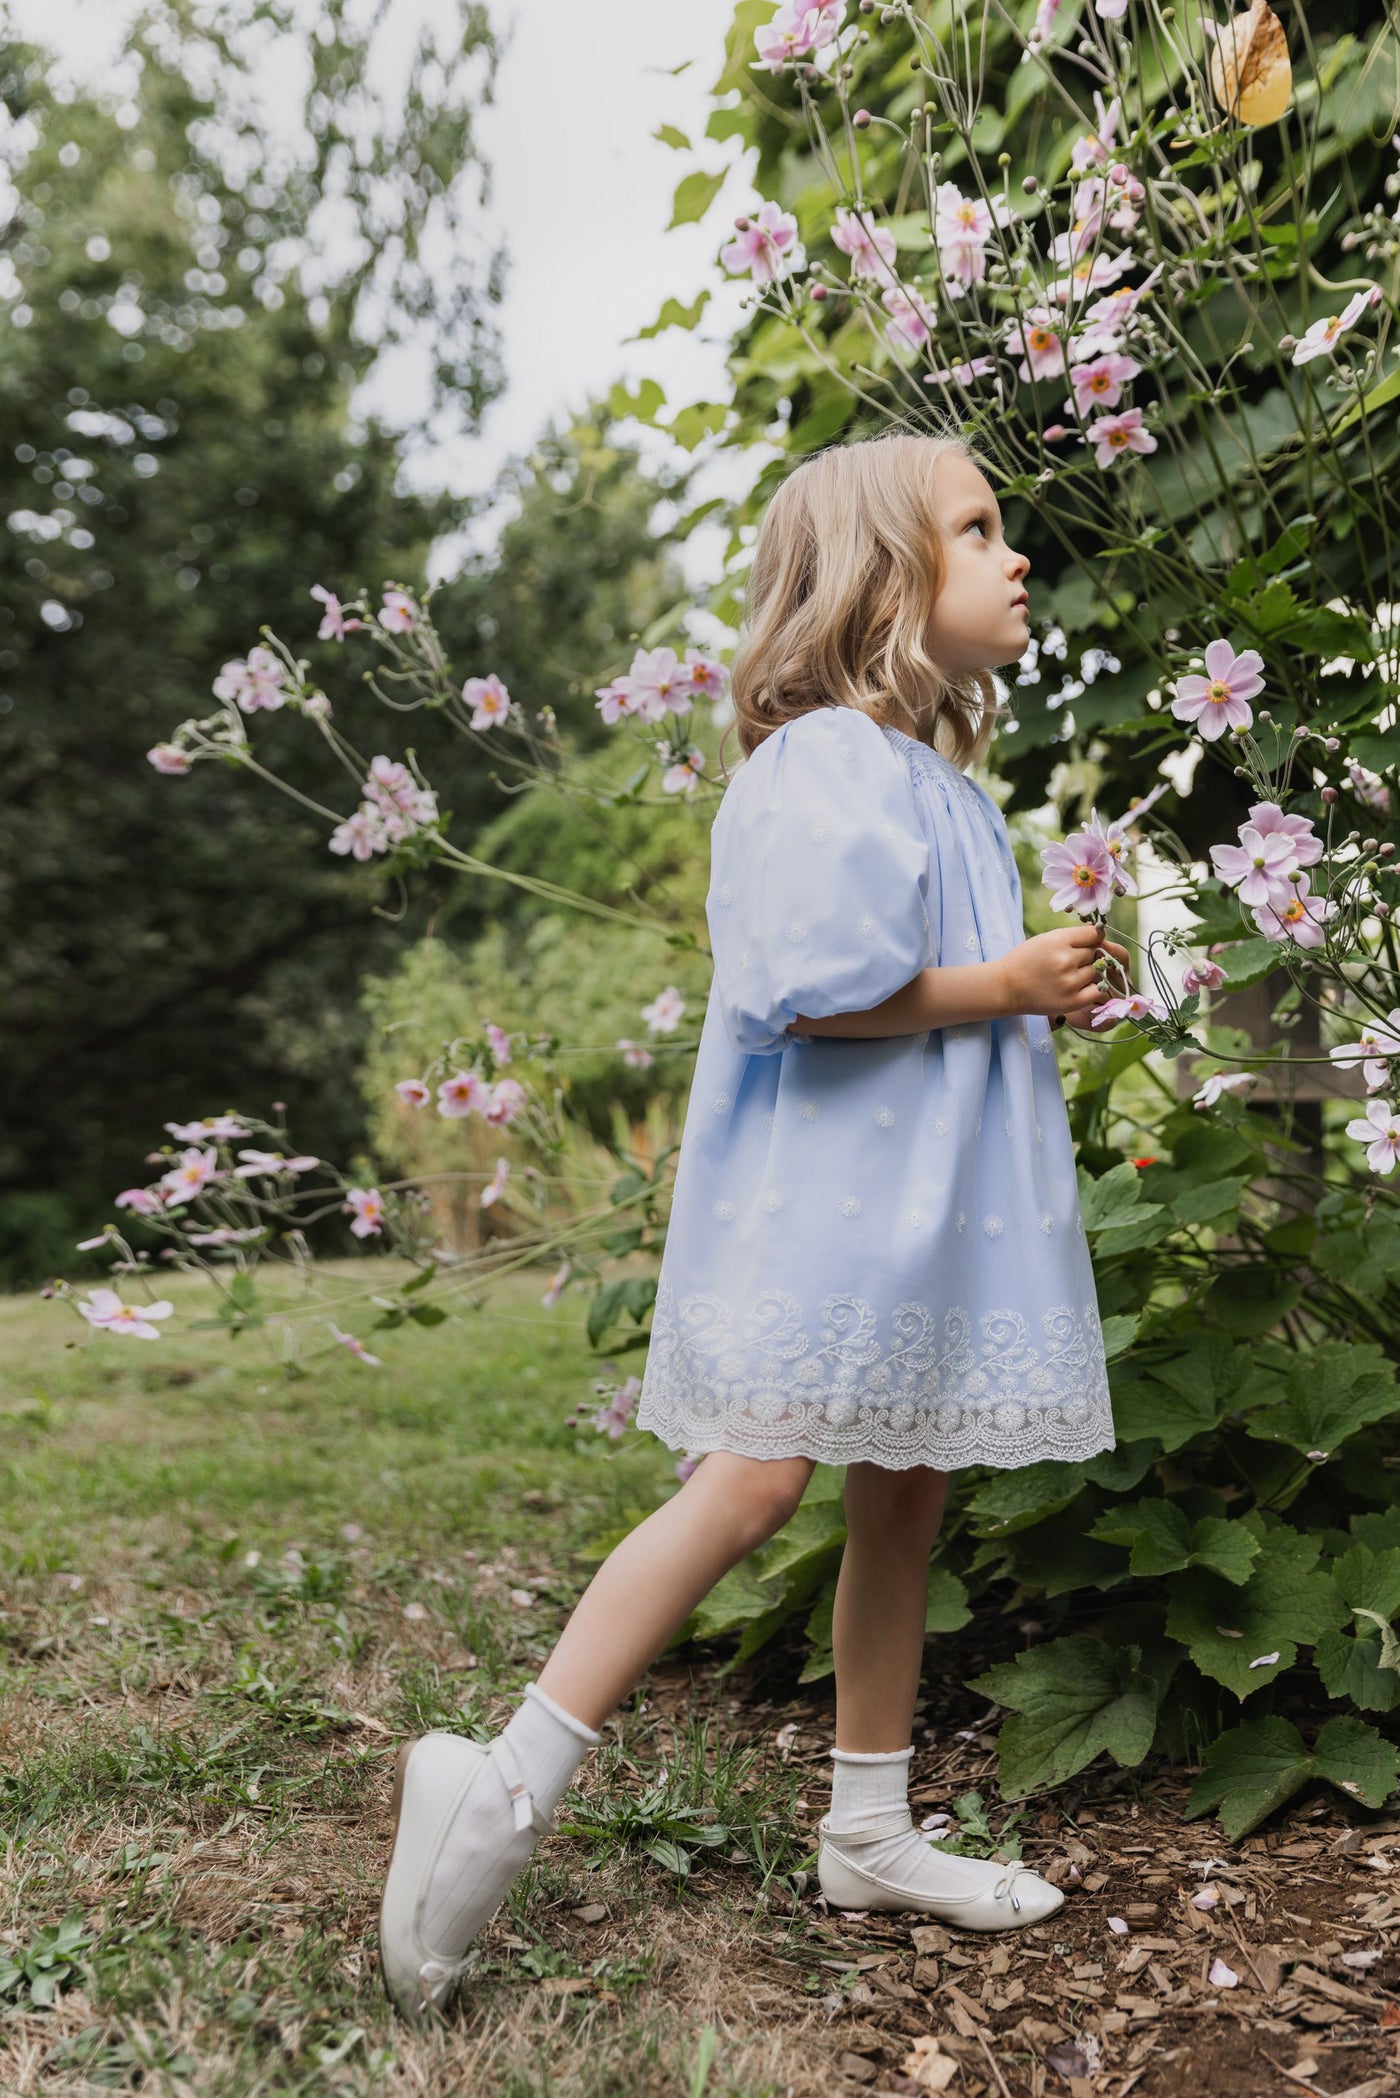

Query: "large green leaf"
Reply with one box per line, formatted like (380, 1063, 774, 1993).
(1245, 1341, 1399, 1458)
(968, 1636, 1158, 1797)
(1090, 1498, 1259, 1585)
(925, 1563, 972, 1634)
(1314, 1545, 1400, 1713)
(1186, 1714, 1400, 1840)
(1110, 1334, 1246, 1453)
(1165, 1517, 1346, 1698)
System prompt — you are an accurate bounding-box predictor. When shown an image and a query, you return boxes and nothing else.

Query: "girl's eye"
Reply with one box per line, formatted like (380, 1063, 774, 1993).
(966, 518, 987, 536)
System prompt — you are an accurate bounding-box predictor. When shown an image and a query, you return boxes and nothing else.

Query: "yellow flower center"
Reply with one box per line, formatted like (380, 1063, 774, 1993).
(1206, 681, 1231, 704)
(1073, 864, 1097, 887)
(1283, 899, 1305, 923)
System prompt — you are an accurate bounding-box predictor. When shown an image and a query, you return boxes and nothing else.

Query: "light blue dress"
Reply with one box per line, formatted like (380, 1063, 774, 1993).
(634, 706, 1115, 1473)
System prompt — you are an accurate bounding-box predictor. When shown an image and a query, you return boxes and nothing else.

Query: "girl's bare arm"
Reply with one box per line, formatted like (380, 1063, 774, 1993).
(790, 926, 1128, 1037)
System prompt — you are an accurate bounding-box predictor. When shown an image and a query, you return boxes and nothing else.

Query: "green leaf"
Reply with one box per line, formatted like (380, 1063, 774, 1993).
(1100, 1313, 1139, 1361)
(1315, 1546, 1400, 1712)
(1165, 1518, 1345, 1699)
(630, 292, 710, 343)
(1186, 1713, 1400, 1840)
(1204, 1266, 1302, 1337)
(1110, 1334, 1245, 1453)
(407, 1303, 447, 1326)
(667, 400, 729, 452)
(1245, 1341, 1399, 1459)
(1217, 936, 1285, 991)
(652, 123, 690, 151)
(758, 1497, 846, 1587)
(668, 167, 726, 229)
(1090, 1499, 1259, 1585)
(968, 1636, 1158, 1797)
(1077, 1162, 1162, 1237)
(1185, 1716, 1316, 1839)
(925, 1563, 972, 1634)
(1169, 1177, 1249, 1227)
(605, 377, 666, 426)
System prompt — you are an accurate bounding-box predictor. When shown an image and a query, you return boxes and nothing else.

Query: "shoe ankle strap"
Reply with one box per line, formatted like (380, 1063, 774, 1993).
(819, 1808, 915, 1846)
(490, 1736, 556, 1839)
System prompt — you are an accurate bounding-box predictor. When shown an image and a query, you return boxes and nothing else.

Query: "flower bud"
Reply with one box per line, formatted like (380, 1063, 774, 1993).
(811, 283, 828, 301)
(1364, 861, 1380, 877)
(1378, 901, 1392, 918)
(998, 152, 1011, 168)
(1321, 786, 1339, 804)
(1364, 837, 1379, 851)
(1381, 842, 1396, 856)
(854, 109, 871, 129)
(1023, 175, 1038, 194)
(733, 215, 750, 232)
(1325, 736, 1341, 751)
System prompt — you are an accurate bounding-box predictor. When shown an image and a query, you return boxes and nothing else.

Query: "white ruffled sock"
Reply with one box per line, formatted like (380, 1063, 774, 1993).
(421, 1681, 601, 1946)
(828, 1745, 915, 1832)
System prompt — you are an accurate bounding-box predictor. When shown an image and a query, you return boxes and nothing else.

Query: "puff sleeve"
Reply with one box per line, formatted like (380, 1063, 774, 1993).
(705, 708, 933, 1056)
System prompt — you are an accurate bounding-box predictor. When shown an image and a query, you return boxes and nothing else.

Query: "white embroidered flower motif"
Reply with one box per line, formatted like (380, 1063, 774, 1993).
(783, 920, 807, 943)
(932, 1117, 950, 1137)
(858, 914, 879, 938)
(1075, 1213, 1085, 1234)
(1004, 1120, 1014, 1140)
(710, 1092, 732, 1114)
(905, 1208, 927, 1228)
(874, 1106, 896, 1127)
(714, 884, 734, 906)
(1035, 1032, 1054, 1055)
(880, 820, 897, 841)
(799, 1099, 822, 1121)
(839, 1195, 863, 1218)
(809, 822, 827, 843)
(837, 741, 854, 763)
(1035, 1123, 1044, 1144)
(713, 1200, 737, 1222)
(1016, 1022, 1030, 1044)
(762, 1110, 776, 1131)
(983, 1215, 1005, 1239)
(974, 1118, 983, 1136)
(955, 1211, 967, 1234)
(1038, 1214, 1054, 1234)
(762, 1190, 784, 1212)
(963, 930, 979, 952)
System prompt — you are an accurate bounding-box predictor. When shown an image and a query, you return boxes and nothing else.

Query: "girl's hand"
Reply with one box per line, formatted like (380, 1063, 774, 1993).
(998, 926, 1131, 1026)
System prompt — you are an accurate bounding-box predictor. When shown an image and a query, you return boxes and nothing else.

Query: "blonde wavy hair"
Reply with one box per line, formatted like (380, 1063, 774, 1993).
(722, 426, 1004, 775)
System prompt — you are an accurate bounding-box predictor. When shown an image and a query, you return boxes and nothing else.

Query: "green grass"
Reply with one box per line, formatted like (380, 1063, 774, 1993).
(0, 1268, 824, 2097)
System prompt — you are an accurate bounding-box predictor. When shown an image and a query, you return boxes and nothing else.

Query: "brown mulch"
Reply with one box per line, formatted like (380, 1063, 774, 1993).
(539, 1651, 1400, 2098)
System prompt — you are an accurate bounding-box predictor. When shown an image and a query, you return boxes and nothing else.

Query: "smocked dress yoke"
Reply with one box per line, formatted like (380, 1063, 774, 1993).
(633, 705, 1115, 1473)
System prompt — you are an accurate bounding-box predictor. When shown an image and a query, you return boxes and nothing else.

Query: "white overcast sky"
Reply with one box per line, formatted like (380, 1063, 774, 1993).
(9, 0, 763, 587)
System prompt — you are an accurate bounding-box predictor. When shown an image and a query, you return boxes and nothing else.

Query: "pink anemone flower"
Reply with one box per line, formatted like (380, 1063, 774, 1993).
(1170, 640, 1265, 740)
(1041, 832, 1116, 916)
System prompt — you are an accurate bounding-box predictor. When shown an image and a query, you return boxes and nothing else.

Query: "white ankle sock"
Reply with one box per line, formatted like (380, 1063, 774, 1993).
(828, 1745, 914, 1832)
(499, 1681, 602, 1820)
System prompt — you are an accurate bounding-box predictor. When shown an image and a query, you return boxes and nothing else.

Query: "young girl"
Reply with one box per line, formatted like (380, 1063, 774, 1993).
(379, 426, 1124, 2023)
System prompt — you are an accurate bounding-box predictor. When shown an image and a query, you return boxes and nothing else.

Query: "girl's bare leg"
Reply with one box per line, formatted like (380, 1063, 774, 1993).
(831, 1462, 949, 1752)
(536, 1450, 815, 1731)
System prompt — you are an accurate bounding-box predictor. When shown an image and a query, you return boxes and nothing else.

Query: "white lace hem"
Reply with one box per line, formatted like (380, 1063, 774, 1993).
(634, 1281, 1115, 1472)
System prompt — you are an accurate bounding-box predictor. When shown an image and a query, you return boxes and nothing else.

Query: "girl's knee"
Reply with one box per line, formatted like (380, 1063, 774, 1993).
(713, 1453, 813, 1549)
(846, 1462, 948, 1536)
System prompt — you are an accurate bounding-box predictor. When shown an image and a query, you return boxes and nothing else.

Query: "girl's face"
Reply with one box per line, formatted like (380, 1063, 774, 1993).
(925, 455, 1031, 674)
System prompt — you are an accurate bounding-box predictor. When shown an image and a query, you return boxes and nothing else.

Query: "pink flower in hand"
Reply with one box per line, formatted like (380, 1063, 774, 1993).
(1041, 831, 1116, 915)
(720, 202, 799, 284)
(1346, 1097, 1400, 1175)
(1090, 991, 1168, 1030)
(1181, 958, 1227, 995)
(1170, 640, 1265, 740)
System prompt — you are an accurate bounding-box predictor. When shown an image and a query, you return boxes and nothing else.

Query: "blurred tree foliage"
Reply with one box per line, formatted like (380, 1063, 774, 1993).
(0, 2, 695, 1281)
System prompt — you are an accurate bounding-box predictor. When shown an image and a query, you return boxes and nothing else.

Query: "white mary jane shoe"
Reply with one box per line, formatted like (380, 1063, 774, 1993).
(379, 1730, 555, 2024)
(817, 1809, 1064, 1932)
